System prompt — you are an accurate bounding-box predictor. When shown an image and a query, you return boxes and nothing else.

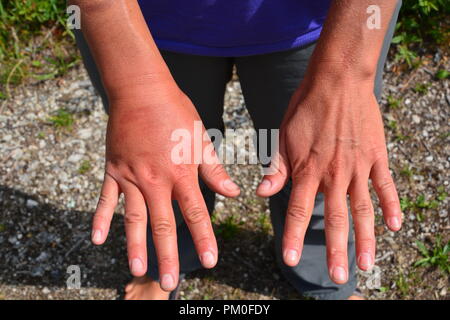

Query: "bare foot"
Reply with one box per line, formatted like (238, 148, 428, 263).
(348, 295, 365, 300)
(124, 276, 171, 300)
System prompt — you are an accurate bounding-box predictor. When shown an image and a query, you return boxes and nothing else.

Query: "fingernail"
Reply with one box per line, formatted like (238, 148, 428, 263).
(358, 253, 373, 270)
(200, 251, 216, 268)
(130, 258, 144, 275)
(91, 229, 102, 244)
(259, 179, 271, 191)
(332, 266, 347, 283)
(223, 179, 239, 192)
(160, 274, 175, 291)
(388, 217, 401, 230)
(284, 249, 299, 264)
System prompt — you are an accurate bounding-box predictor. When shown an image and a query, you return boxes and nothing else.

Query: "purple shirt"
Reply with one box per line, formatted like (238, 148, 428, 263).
(138, 0, 331, 56)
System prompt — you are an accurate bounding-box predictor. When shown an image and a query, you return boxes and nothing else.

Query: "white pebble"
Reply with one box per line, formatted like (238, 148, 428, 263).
(26, 199, 39, 208)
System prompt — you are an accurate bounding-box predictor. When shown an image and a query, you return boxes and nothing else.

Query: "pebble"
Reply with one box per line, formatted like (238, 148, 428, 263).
(68, 153, 84, 163)
(26, 199, 39, 208)
(77, 128, 93, 139)
(215, 201, 225, 211)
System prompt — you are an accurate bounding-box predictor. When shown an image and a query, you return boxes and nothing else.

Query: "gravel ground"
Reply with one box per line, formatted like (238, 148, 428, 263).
(0, 51, 448, 300)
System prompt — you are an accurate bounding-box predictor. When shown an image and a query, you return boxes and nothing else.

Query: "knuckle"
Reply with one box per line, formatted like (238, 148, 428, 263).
(157, 256, 177, 268)
(371, 148, 388, 163)
(106, 162, 130, 178)
(97, 194, 113, 209)
(173, 164, 194, 180)
(184, 205, 207, 225)
(124, 211, 145, 225)
(284, 230, 302, 244)
(194, 235, 212, 247)
(127, 242, 145, 254)
(138, 164, 165, 186)
(352, 201, 373, 218)
(292, 162, 317, 179)
(105, 160, 121, 171)
(328, 247, 347, 259)
(152, 219, 173, 237)
(376, 179, 394, 192)
(287, 204, 310, 223)
(327, 158, 346, 178)
(93, 212, 108, 225)
(285, 122, 299, 138)
(205, 163, 225, 178)
(325, 211, 347, 230)
(357, 237, 375, 249)
(381, 200, 400, 210)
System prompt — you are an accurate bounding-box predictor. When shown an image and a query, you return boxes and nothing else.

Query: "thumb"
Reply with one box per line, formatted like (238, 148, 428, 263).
(256, 149, 289, 197)
(199, 133, 240, 197)
(199, 161, 240, 197)
(198, 139, 240, 197)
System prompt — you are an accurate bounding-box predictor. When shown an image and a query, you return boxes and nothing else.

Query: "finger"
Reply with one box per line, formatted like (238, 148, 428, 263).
(370, 158, 402, 231)
(256, 138, 290, 197)
(174, 179, 218, 269)
(121, 182, 148, 277)
(199, 161, 240, 198)
(92, 173, 119, 245)
(282, 176, 319, 266)
(324, 184, 349, 284)
(199, 129, 240, 197)
(349, 175, 375, 271)
(144, 188, 179, 292)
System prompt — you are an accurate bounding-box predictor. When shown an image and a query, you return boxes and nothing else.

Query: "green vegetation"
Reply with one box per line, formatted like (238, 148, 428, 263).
(400, 164, 414, 178)
(378, 286, 389, 293)
(37, 131, 45, 139)
(47, 108, 74, 129)
(78, 160, 91, 174)
(388, 120, 398, 131)
(216, 215, 243, 240)
(392, 0, 449, 68)
(436, 186, 447, 201)
(386, 119, 410, 142)
(414, 194, 439, 210)
(257, 212, 271, 235)
(415, 235, 450, 274)
(435, 69, 449, 80)
(413, 83, 430, 95)
(400, 187, 447, 221)
(394, 271, 421, 297)
(387, 95, 402, 109)
(439, 131, 450, 139)
(0, 0, 78, 89)
(395, 273, 410, 296)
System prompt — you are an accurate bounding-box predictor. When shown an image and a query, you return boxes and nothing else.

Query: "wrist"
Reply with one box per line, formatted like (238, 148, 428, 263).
(105, 72, 178, 103)
(306, 53, 378, 84)
(296, 65, 376, 105)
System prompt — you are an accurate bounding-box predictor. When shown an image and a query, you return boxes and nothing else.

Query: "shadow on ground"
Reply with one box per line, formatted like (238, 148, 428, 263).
(0, 185, 300, 299)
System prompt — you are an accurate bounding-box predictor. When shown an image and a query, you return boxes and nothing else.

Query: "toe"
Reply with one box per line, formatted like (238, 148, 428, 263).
(124, 292, 135, 300)
(125, 282, 135, 293)
(348, 295, 365, 300)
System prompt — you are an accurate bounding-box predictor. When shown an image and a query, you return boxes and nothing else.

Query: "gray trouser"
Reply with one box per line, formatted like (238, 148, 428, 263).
(75, 0, 401, 300)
